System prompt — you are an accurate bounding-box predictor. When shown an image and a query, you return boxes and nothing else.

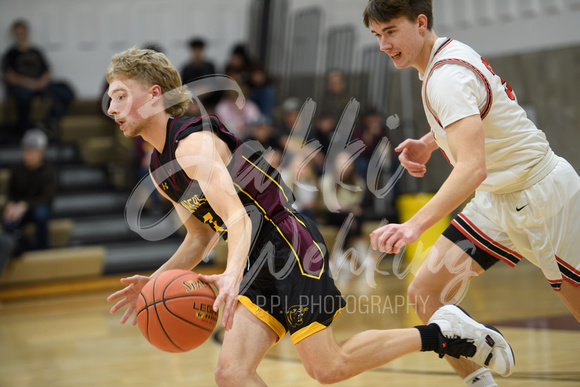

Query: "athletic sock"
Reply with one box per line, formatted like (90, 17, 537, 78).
(463, 368, 497, 387)
(415, 324, 440, 352)
(415, 324, 476, 359)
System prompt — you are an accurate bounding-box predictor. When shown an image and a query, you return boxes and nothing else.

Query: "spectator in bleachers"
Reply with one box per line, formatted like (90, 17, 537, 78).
(281, 155, 319, 221)
(180, 38, 219, 115)
(215, 88, 262, 141)
(307, 111, 338, 176)
(319, 69, 351, 121)
(319, 150, 369, 279)
(2, 129, 56, 255)
(2, 19, 74, 139)
(224, 43, 252, 85)
(352, 109, 400, 221)
(180, 38, 216, 84)
(352, 108, 393, 176)
(275, 97, 302, 149)
(247, 64, 276, 121)
(246, 115, 283, 168)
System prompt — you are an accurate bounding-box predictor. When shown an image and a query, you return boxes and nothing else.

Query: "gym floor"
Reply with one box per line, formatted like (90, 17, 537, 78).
(0, 258, 578, 386)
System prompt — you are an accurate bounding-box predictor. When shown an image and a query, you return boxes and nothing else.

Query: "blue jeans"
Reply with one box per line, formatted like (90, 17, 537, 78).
(3, 205, 52, 251)
(6, 82, 74, 131)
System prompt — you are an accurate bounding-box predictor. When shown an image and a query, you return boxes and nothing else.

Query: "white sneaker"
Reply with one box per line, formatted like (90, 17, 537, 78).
(428, 304, 515, 377)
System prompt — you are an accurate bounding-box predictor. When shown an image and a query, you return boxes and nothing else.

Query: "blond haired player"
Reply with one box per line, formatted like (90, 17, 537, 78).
(364, 0, 580, 386)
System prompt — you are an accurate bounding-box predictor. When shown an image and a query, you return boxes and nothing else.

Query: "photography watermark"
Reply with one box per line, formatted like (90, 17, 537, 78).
(254, 294, 431, 316)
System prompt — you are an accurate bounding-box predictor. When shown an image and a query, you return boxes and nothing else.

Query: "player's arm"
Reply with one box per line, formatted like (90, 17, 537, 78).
(372, 114, 486, 253)
(107, 175, 218, 325)
(152, 181, 219, 275)
(407, 114, 486, 232)
(175, 131, 252, 330)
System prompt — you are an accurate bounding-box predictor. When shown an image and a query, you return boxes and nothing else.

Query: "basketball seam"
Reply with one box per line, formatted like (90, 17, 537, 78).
(139, 295, 216, 332)
(154, 274, 187, 352)
(162, 275, 216, 333)
(136, 292, 150, 343)
(136, 277, 214, 313)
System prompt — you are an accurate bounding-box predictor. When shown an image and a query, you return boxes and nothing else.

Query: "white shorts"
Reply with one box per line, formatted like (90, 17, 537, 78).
(443, 157, 580, 291)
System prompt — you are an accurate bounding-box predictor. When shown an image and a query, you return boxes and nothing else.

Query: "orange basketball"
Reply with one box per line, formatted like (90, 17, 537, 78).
(136, 269, 218, 353)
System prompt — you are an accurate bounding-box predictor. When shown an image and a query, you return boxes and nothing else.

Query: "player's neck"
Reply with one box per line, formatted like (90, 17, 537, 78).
(142, 114, 171, 154)
(415, 30, 439, 76)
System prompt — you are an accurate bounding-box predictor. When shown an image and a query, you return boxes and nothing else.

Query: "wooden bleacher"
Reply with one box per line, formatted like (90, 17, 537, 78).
(0, 245, 105, 284)
(0, 100, 134, 295)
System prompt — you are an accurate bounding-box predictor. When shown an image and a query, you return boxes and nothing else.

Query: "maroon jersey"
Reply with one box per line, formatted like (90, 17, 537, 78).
(150, 115, 344, 334)
(149, 115, 295, 243)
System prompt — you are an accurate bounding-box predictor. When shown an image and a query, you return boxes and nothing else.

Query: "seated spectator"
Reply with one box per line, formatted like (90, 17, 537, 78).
(225, 43, 252, 85)
(247, 64, 276, 121)
(320, 69, 351, 121)
(180, 38, 216, 84)
(319, 150, 370, 279)
(352, 109, 400, 221)
(247, 115, 283, 169)
(275, 97, 302, 150)
(2, 19, 74, 139)
(2, 129, 56, 255)
(281, 155, 319, 221)
(307, 111, 338, 176)
(352, 108, 393, 176)
(215, 89, 262, 141)
(181, 38, 223, 116)
(181, 38, 219, 114)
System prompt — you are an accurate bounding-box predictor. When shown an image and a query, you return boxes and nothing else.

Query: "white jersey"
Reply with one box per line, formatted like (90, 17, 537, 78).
(420, 38, 558, 194)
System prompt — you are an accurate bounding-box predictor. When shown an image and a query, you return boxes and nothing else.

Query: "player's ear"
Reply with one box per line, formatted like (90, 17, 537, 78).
(417, 14, 429, 32)
(138, 84, 164, 118)
(150, 84, 163, 100)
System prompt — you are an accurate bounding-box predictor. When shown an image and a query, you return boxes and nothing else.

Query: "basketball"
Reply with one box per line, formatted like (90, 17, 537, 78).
(136, 269, 218, 353)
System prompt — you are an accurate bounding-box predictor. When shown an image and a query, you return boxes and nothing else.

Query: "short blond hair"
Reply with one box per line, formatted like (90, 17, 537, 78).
(106, 47, 191, 117)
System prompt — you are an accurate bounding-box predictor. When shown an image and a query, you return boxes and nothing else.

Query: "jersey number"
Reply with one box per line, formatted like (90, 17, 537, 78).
(203, 212, 226, 232)
(481, 57, 516, 101)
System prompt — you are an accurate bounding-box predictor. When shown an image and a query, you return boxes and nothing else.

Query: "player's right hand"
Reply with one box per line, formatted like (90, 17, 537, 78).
(197, 271, 240, 331)
(107, 275, 151, 326)
(395, 139, 432, 177)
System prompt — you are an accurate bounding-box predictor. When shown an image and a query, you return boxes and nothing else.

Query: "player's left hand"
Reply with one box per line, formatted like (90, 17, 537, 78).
(369, 222, 421, 254)
(198, 271, 240, 331)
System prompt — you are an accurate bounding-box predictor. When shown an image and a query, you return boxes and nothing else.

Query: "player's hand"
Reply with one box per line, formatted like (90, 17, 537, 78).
(369, 222, 421, 254)
(198, 271, 240, 331)
(107, 275, 151, 326)
(395, 139, 432, 177)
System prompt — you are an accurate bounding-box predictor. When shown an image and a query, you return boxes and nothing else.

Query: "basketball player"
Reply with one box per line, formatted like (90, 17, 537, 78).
(105, 47, 515, 385)
(364, 1, 580, 386)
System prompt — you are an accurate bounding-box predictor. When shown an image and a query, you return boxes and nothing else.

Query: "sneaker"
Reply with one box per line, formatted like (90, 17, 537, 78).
(428, 304, 515, 377)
